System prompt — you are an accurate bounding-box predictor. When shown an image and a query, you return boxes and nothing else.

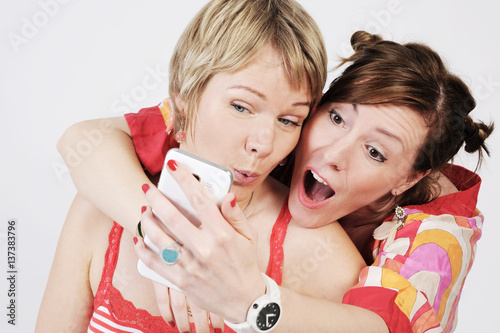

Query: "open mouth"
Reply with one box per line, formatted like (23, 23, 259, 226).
(304, 170, 335, 201)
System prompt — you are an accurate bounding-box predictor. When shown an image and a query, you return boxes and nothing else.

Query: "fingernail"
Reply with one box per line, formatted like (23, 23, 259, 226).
(214, 329, 223, 333)
(230, 195, 237, 208)
(133, 237, 138, 245)
(142, 184, 150, 194)
(168, 321, 175, 327)
(167, 159, 178, 171)
(141, 206, 147, 214)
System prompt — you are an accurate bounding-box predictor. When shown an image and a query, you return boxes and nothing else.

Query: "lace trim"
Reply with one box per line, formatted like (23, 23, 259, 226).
(94, 222, 171, 332)
(108, 285, 173, 332)
(266, 197, 291, 285)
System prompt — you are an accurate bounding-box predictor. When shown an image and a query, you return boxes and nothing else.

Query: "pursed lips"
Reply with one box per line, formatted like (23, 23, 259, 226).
(233, 169, 261, 185)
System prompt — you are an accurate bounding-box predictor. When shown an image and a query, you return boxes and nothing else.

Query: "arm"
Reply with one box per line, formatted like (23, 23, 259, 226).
(57, 99, 173, 234)
(278, 290, 388, 333)
(36, 194, 98, 332)
(57, 116, 149, 234)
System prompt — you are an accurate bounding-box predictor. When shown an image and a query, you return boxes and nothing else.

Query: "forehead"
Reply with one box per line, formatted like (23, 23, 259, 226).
(208, 45, 312, 99)
(366, 104, 429, 150)
(255, 45, 312, 92)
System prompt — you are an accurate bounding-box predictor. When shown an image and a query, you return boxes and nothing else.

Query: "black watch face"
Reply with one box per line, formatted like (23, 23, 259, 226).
(256, 302, 280, 331)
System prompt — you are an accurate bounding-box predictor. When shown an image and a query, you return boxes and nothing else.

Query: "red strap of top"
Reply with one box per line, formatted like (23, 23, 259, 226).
(93, 222, 123, 307)
(266, 197, 292, 285)
(93, 222, 172, 332)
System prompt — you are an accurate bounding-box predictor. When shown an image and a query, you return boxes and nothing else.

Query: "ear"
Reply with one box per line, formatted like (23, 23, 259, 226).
(172, 95, 187, 117)
(391, 169, 431, 196)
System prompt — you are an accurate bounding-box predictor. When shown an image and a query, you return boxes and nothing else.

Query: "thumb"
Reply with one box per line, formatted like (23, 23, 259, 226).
(220, 193, 256, 241)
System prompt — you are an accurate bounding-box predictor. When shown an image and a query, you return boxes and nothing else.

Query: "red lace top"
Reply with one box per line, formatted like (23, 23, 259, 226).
(88, 202, 292, 332)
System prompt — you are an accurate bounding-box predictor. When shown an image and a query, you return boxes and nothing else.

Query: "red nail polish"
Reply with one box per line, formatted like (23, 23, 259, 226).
(214, 329, 222, 333)
(230, 195, 237, 208)
(142, 184, 150, 194)
(133, 237, 138, 245)
(141, 206, 147, 214)
(167, 159, 178, 171)
(168, 321, 175, 327)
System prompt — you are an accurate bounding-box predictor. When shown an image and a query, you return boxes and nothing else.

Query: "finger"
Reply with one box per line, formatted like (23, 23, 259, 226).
(220, 193, 257, 241)
(189, 303, 211, 333)
(162, 160, 228, 232)
(134, 235, 186, 292)
(209, 312, 225, 333)
(143, 182, 203, 246)
(152, 282, 176, 328)
(140, 205, 179, 253)
(170, 289, 191, 333)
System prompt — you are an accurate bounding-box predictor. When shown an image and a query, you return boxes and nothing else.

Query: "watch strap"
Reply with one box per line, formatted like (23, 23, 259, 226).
(224, 273, 281, 333)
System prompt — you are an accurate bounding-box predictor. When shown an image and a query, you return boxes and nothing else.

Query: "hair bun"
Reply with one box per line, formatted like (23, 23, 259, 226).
(464, 119, 494, 155)
(350, 31, 383, 52)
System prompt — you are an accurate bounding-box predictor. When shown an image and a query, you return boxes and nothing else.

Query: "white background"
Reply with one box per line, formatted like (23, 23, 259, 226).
(1, 0, 499, 332)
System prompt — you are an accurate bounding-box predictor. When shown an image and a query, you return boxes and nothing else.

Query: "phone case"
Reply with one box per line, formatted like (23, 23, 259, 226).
(137, 149, 233, 291)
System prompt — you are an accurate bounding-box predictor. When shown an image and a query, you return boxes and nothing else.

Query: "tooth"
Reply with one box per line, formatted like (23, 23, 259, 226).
(311, 170, 327, 185)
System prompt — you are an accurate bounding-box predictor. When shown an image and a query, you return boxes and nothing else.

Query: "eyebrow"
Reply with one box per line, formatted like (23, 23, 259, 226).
(229, 85, 266, 100)
(229, 84, 311, 107)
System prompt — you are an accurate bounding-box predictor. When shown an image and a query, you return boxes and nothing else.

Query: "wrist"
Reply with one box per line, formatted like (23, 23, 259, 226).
(229, 272, 267, 323)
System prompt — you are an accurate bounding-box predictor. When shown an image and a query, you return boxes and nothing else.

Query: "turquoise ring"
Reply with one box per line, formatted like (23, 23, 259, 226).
(161, 243, 182, 265)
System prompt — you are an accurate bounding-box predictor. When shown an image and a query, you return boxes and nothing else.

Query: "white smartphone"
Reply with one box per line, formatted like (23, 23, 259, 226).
(137, 148, 233, 291)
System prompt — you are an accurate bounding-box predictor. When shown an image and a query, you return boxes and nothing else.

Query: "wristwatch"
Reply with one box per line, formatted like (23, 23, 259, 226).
(224, 273, 282, 332)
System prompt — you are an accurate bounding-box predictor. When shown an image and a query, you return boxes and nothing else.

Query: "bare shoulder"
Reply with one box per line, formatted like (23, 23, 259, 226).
(282, 221, 365, 302)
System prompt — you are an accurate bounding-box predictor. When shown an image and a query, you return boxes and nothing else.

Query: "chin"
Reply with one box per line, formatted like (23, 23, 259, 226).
(288, 195, 323, 228)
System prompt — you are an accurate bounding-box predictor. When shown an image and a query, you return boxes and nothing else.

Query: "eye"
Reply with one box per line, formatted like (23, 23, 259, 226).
(367, 145, 387, 163)
(329, 109, 344, 126)
(231, 103, 248, 113)
(278, 118, 300, 127)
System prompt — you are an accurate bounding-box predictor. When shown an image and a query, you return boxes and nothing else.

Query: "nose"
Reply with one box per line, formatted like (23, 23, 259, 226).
(324, 135, 352, 171)
(245, 126, 274, 158)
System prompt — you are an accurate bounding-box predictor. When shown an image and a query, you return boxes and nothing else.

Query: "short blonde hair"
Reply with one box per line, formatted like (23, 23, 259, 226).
(169, 0, 327, 132)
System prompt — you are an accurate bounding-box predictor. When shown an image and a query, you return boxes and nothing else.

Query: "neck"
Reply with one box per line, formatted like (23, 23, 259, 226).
(242, 191, 254, 215)
(339, 196, 394, 264)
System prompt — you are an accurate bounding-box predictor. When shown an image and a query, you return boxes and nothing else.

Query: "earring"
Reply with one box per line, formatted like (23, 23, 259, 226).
(373, 193, 407, 242)
(394, 195, 406, 230)
(278, 156, 288, 167)
(175, 118, 186, 143)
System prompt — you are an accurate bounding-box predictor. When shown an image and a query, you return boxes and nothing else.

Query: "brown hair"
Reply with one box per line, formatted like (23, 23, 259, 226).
(320, 31, 494, 207)
(169, 0, 327, 133)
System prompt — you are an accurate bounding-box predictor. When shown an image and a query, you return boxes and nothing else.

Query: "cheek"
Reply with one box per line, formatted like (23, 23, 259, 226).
(283, 131, 301, 153)
(349, 170, 398, 201)
(297, 121, 328, 156)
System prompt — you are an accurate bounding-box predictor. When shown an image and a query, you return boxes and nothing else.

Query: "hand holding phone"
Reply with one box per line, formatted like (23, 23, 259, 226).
(137, 149, 233, 291)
